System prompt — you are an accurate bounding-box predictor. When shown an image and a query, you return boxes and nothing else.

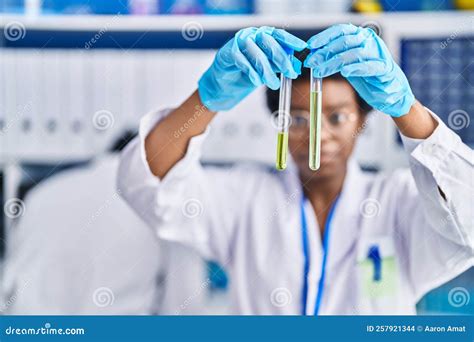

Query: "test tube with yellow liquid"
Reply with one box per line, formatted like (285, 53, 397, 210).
(309, 68, 322, 171)
(275, 48, 293, 171)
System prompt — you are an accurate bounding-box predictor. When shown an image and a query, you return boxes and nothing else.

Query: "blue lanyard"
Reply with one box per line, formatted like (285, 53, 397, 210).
(300, 193, 340, 315)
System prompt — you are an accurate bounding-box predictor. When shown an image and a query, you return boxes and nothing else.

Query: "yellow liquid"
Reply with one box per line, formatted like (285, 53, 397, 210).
(309, 90, 321, 171)
(276, 131, 288, 170)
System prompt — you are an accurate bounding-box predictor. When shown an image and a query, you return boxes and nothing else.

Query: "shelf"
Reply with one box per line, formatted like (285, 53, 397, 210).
(0, 11, 473, 31)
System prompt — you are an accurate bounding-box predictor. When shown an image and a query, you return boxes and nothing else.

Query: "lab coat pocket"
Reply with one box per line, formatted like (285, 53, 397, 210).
(357, 236, 400, 302)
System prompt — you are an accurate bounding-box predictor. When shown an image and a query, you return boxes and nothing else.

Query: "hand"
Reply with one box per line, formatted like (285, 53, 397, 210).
(198, 26, 306, 112)
(304, 24, 415, 117)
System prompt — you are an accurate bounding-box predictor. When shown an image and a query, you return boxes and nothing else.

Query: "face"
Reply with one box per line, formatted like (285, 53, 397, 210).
(288, 79, 366, 183)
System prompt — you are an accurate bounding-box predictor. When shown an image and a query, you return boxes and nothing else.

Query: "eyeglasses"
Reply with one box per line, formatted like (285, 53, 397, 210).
(289, 109, 357, 133)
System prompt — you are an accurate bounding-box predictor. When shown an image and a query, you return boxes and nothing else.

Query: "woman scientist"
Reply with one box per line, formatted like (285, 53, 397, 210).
(118, 25, 473, 314)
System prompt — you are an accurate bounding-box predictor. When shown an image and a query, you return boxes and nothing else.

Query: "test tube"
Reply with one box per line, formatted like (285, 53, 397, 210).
(309, 68, 322, 171)
(275, 49, 293, 171)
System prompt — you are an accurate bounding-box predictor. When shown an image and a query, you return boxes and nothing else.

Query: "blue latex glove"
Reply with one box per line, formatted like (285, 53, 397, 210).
(304, 24, 415, 117)
(198, 26, 306, 112)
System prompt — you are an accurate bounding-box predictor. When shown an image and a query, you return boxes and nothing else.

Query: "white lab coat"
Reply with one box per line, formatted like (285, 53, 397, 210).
(118, 108, 474, 315)
(3, 155, 208, 315)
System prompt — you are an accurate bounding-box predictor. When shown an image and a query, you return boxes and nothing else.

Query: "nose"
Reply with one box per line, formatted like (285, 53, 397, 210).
(320, 119, 333, 142)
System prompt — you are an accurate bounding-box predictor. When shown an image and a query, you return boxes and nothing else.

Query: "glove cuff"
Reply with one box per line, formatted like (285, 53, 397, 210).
(387, 92, 416, 117)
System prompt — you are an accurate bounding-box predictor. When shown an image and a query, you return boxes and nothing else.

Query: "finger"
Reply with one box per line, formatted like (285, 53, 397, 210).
(307, 23, 360, 50)
(240, 38, 280, 90)
(310, 47, 369, 78)
(340, 60, 387, 77)
(309, 29, 371, 67)
(255, 32, 299, 79)
(272, 28, 307, 52)
(292, 57, 302, 76)
(230, 38, 262, 87)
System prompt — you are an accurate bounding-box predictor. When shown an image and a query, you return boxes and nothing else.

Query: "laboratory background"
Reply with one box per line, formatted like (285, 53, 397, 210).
(0, 0, 473, 315)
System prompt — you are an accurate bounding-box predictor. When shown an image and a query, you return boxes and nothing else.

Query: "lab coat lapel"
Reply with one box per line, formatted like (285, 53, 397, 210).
(326, 159, 366, 272)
